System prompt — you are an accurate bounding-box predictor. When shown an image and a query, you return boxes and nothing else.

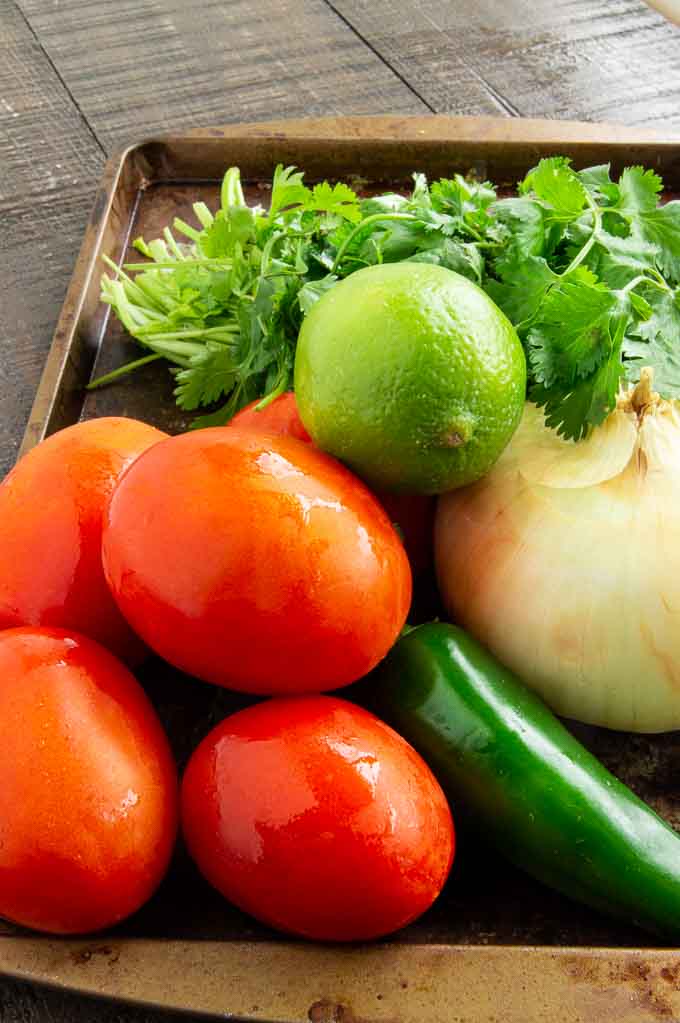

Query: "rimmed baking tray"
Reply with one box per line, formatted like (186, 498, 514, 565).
(6, 116, 680, 1023)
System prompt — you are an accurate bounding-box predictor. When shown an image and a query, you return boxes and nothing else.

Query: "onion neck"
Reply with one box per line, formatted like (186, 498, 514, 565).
(619, 367, 662, 423)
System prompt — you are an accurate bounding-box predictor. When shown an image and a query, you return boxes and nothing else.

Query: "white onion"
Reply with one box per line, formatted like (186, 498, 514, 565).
(435, 370, 680, 733)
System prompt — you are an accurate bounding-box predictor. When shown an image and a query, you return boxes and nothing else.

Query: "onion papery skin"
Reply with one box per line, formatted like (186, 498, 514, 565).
(435, 399, 680, 733)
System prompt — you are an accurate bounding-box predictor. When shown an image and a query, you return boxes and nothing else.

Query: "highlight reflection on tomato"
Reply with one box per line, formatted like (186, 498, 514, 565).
(231, 392, 435, 575)
(0, 627, 178, 935)
(103, 427, 411, 694)
(181, 696, 454, 941)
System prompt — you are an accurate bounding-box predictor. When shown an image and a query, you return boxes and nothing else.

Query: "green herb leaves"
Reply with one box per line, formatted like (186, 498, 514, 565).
(528, 270, 616, 389)
(98, 158, 679, 441)
(488, 158, 680, 439)
(97, 165, 499, 426)
(521, 156, 588, 221)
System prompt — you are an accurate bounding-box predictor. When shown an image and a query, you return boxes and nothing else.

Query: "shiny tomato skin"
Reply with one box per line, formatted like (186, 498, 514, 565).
(231, 393, 434, 575)
(231, 392, 312, 442)
(0, 627, 178, 935)
(0, 417, 166, 664)
(181, 696, 454, 941)
(103, 428, 411, 694)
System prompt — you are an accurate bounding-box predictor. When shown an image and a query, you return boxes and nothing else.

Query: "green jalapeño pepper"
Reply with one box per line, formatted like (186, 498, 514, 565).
(373, 622, 680, 938)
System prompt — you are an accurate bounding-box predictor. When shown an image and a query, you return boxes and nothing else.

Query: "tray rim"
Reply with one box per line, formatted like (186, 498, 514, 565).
(11, 115, 680, 1021)
(3, 936, 680, 1023)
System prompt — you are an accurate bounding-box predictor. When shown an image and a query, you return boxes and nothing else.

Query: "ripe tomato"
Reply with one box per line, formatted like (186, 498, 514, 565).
(0, 417, 166, 664)
(0, 627, 177, 934)
(231, 392, 312, 442)
(103, 428, 411, 694)
(232, 393, 434, 575)
(181, 696, 454, 941)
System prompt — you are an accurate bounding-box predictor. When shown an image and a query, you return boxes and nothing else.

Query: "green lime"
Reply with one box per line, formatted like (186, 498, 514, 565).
(294, 263, 526, 494)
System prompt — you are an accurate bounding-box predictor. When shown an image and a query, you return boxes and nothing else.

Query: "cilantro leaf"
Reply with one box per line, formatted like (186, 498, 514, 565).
(617, 166, 663, 216)
(532, 296, 629, 441)
(268, 165, 310, 220)
(531, 348, 625, 442)
(199, 207, 255, 258)
(521, 157, 588, 221)
(171, 265, 234, 311)
(431, 175, 495, 214)
(624, 287, 680, 395)
(485, 256, 557, 330)
(407, 239, 484, 284)
(411, 174, 497, 242)
(584, 231, 661, 289)
(361, 193, 409, 216)
(578, 164, 620, 205)
(631, 285, 680, 342)
(174, 341, 239, 410)
(527, 269, 616, 388)
(492, 197, 547, 264)
(298, 275, 338, 315)
(629, 291, 654, 322)
(635, 202, 680, 282)
(305, 182, 361, 223)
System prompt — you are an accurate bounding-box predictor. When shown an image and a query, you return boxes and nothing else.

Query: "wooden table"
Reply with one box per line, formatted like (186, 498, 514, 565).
(1, 0, 679, 1018)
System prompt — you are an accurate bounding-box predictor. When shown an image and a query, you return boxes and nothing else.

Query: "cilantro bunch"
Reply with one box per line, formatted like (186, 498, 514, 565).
(97, 158, 680, 441)
(487, 158, 680, 439)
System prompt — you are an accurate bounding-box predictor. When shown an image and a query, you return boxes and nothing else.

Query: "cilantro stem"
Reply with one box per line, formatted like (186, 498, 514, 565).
(173, 217, 202, 243)
(648, 267, 673, 292)
(462, 223, 499, 248)
(87, 353, 164, 390)
(163, 227, 185, 261)
(560, 194, 602, 278)
(622, 273, 671, 295)
(122, 259, 233, 271)
(330, 213, 417, 273)
(255, 373, 288, 412)
(137, 325, 239, 341)
(221, 166, 245, 211)
(462, 223, 485, 243)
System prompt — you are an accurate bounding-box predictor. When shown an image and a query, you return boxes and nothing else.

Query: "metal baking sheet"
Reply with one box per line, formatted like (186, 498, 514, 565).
(6, 116, 680, 1022)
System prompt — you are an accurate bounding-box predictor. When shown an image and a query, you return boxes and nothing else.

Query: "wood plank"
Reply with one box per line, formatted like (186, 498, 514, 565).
(0, 0, 104, 479)
(14, 0, 427, 153)
(328, 0, 680, 128)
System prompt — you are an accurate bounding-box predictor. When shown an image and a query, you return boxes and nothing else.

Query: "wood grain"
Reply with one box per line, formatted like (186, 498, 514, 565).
(0, 0, 104, 478)
(14, 0, 427, 152)
(327, 0, 680, 128)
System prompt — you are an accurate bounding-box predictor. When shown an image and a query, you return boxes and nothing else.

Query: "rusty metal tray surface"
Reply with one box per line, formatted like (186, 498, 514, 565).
(7, 116, 680, 1022)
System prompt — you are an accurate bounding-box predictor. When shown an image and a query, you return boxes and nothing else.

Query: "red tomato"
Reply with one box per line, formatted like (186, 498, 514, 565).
(232, 393, 434, 575)
(181, 696, 454, 941)
(103, 428, 411, 694)
(231, 392, 312, 442)
(0, 627, 178, 934)
(0, 417, 166, 664)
